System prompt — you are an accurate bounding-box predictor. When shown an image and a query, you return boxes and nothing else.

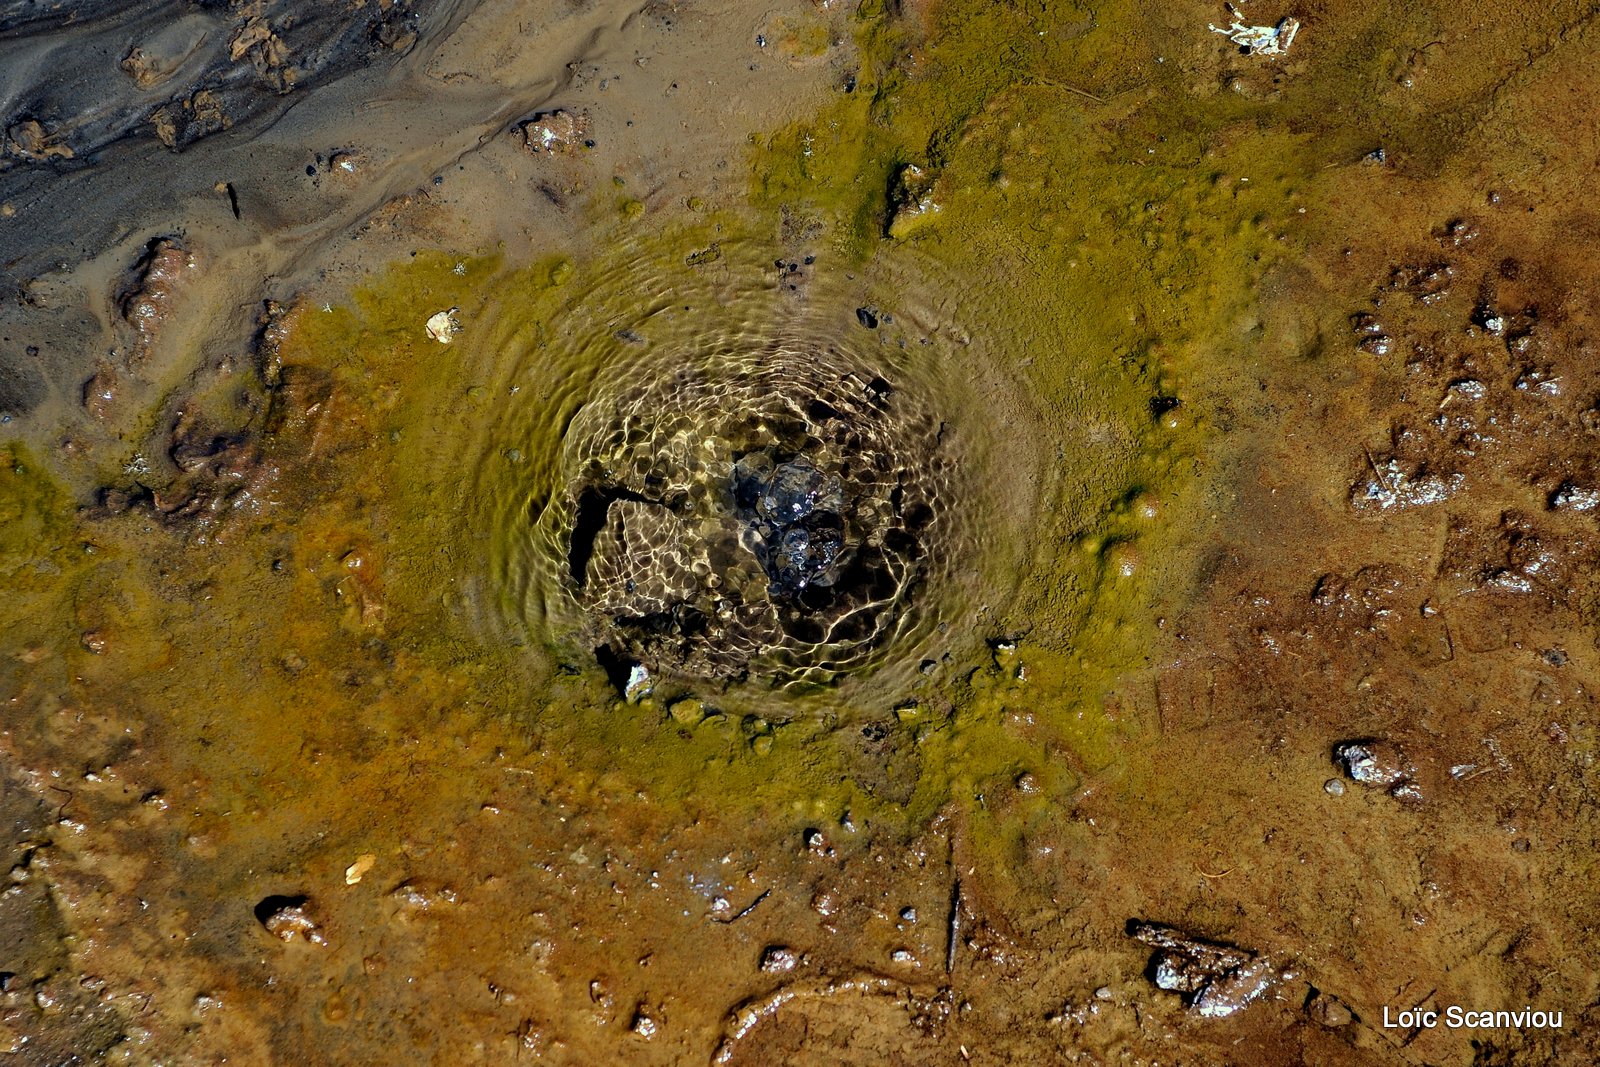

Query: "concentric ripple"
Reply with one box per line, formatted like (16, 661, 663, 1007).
(463, 235, 1051, 698)
(550, 335, 952, 682)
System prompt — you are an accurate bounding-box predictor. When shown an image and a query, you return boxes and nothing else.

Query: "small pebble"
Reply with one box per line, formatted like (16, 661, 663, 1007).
(759, 945, 799, 973)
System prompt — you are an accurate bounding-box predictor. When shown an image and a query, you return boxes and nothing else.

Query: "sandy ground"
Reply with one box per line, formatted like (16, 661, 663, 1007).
(2, 0, 1600, 1063)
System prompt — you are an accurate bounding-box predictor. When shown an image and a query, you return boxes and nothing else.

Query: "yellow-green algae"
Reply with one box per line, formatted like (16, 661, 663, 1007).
(258, 233, 1019, 825)
(260, 235, 1151, 838)
(0, 442, 80, 595)
(44, 0, 1434, 841)
(237, 3, 1357, 834)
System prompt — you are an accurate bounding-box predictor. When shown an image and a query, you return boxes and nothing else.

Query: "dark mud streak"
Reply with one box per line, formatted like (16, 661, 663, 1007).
(0, 352, 44, 416)
(710, 888, 770, 924)
(0, 0, 598, 275)
(944, 877, 960, 974)
(0, 0, 422, 162)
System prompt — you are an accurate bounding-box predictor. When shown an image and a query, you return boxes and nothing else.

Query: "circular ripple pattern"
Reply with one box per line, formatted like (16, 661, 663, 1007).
(550, 336, 954, 684)
(458, 238, 1052, 704)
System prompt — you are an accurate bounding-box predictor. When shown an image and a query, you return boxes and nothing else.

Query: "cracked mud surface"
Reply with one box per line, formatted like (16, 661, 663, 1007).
(3, 0, 1600, 1064)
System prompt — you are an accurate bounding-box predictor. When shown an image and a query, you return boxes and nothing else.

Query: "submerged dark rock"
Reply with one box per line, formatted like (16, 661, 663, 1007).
(555, 338, 952, 684)
(1128, 921, 1294, 1019)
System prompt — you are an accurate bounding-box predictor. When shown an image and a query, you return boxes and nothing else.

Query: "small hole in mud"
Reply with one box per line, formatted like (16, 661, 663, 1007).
(1149, 395, 1181, 418)
(592, 644, 637, 695)
(253, 894, 308, 927)
(543, 335, 957, 686)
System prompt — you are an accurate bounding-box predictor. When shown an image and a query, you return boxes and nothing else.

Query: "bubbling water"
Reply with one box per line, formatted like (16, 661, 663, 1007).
(463, 237, 1049, 702)
(547, 336, 954, 684)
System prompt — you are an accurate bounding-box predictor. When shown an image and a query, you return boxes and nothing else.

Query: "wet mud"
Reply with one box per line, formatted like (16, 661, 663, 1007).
(3, 0, 1600, 1064)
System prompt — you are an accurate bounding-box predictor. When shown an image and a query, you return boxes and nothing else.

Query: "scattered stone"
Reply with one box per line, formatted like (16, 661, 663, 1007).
(82, 365, 119, 420)
(120, 46, 177, 90)
(629, 1005, 658, 1038)
(1128, 921, 1291, 1018)
(668, 698, 705, 724)
(1390, 780, 1424, 803)
(425, 307, 460, 344)
(5, 119, 74, 161)
(760, 945, 799, 974)
(625, 664, 653, 703)
(169, 418, 254, 476)
(326, 149, 369, 182)
(1350, 455, 1463, 511)
(119, 236, 196, 356)
(1208, 15, 1300, 57)
(674, 239, 723, 269)
(345, 854, 376, 885)
(1437, 217, 1479, 246)
(1387, 261, 1454, 304)
(390, 879, 458, 911)
(1308, 990, 1353, 1027)
(1333, 739, 1419, 799)
(151, 91, 231, 148)
(887, 163, 941, 239)
(1550, 483, 1599, 512)
(520, 110, 587, 154)
(230, 16, 289, 67)
(1193, 957, 1285, 1018)
(254, 895, 327, 945)
(803, 828, 832, 857)
(1323, 777, 1345, 796)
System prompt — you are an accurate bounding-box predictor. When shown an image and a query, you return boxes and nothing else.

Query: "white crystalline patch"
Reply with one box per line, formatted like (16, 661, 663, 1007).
(625, 664, 652, 703)
(1552, 484, 1600, 511)
(1193, 957, 1282, 1018)
(1210, 16, 1300, 56)
(425, 308, 460, 344)
(1352, 458, 1463, 511)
